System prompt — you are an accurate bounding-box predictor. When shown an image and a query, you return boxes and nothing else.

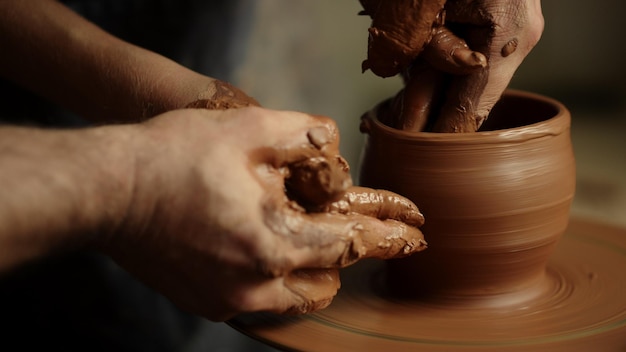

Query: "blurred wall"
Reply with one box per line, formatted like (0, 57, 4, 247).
(235, 0, 401, 177)
(511, 1, 625, 111)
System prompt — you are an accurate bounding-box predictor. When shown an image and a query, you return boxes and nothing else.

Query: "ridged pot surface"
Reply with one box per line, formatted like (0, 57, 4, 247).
(359, 90, 576, 306)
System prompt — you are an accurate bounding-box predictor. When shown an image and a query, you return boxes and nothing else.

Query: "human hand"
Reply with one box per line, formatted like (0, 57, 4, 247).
(360, 0, 544, 132)
(98, 107, 426, 321)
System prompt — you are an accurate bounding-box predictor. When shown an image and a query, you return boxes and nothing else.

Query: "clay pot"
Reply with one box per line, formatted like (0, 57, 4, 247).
(359, 90, 576, 307)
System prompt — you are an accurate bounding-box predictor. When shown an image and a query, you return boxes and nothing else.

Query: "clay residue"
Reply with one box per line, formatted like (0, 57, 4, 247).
(359, 0, 495, 132)
(235, 222, 626, 350)
(286, 155, 352, 208)
(322, 187, 425, 228)
(185, 80, 260, 110)
(283, 269, 340, 315)
(184, 78, 427, 315)
(359, 0, 447, 78)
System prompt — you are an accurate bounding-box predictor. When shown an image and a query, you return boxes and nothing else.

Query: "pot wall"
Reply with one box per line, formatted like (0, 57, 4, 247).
(359, 90, 576, 303)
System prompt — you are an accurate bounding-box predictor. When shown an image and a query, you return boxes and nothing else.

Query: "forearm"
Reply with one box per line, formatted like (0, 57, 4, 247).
(0, 0, 216, 122)
(0, 124, 135, 273)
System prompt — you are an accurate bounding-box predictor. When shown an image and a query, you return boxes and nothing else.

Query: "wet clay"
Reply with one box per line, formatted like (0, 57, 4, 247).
(359, 0, 488, 79)
(186, 82, 428, 314)
(358, 0, 447, 78)
(322, 187, 425, 228)
(260, 161, 427, 314)
(360, 90, 576, 303)
(185, 80, 260, 110)
(186, 79, 427, 274)
(231, 218, 626, 351)
(229, 94, 626, 350)
(359, 1, 537, 133)
(283, 268, 340, 315)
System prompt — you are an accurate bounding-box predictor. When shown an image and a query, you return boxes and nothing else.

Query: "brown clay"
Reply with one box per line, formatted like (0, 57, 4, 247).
(228, 92, 626, 350)
(231, 218, 626, 351)
(360, 90, 576, 304)
(185, 80, 260, 110)
(358, 0, 447, 78)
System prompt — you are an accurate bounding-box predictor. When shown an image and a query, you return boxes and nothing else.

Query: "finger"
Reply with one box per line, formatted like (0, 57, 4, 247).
(360, 0, 447, 78)
(323, 186, 425, 227)
(242, 110, 342, 170)
(432, 25, 537, 132)
(281, 269, 340, 314)
(266, 114, 342, 167)
(432, 1, 544, 132)
(266, 210, 427, 270)
(184, 79, 260, 110)
(432, 69, 490, 133)
(246, 110, 352, 206)
(393, 62, 445, 132)
(246, 111, 352, 207)
(356, 217, 427, 261)
(423, 25, 487, 75)
(237, 269, 340, 315)
(306, 212, 426, 267)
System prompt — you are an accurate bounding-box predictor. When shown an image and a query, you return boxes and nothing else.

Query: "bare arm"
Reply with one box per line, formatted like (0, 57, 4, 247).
(0, 107, 425, 320)
(0, 123, 134, 271)
(0, 0, 256, 123)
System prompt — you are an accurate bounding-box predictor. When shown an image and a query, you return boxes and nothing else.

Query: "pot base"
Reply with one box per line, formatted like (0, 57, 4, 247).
(229, 218, 626, 351)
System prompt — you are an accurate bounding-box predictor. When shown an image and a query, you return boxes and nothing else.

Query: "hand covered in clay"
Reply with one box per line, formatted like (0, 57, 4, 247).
(98, 107, 426, 321)
(360, 0, 544, 132)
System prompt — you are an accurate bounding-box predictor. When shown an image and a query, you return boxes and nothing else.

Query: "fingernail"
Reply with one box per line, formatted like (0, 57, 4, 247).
(404, 238, 428, 254)
(406, 209, 426, 227)
(454, 50, 487, 69)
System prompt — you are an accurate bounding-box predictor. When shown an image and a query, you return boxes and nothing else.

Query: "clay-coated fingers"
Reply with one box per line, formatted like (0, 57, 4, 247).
(359, 0, 447, 78)
(184, 79, 260, 110)
(256, 113, 342, 168)
(432, 69, 490, 133)
(392, 63, 445, 132)
(266, 210, 427, 271)
(249, 111, 352, 205)
(431, 0, 544, 132)
(323, 186, 424, 227)
(306, 212, 426, 267)
(423, 25, 487, 75)
(237, 269, 340, 316)
(281, 269, 340, 314)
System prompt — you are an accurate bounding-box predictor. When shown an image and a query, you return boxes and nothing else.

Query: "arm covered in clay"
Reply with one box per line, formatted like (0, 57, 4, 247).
(0, 107, 425, 321)
(0, 0, 257, 123)
(360, 0, 544, 132)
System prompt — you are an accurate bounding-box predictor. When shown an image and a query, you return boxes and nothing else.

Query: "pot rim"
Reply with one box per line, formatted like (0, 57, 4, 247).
(361, 89, 571, 144)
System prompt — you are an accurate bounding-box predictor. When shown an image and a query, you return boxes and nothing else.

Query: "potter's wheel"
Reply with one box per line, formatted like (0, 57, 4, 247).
(228, 218, 626, 351)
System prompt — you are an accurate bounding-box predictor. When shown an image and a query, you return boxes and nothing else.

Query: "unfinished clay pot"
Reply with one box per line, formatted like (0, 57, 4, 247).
(230, 91, 626, 350)
(359, 90, 576, 306)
